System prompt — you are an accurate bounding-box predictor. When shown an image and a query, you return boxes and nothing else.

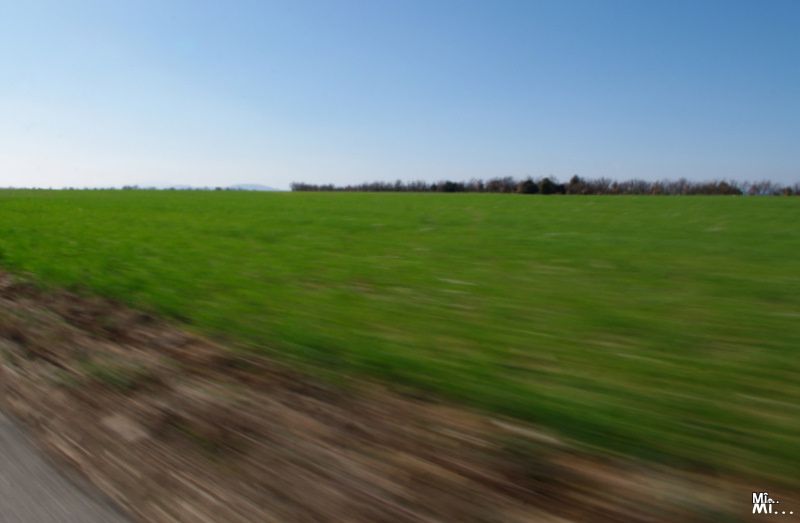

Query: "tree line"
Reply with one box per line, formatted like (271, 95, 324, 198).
(291, 176, 799, 196)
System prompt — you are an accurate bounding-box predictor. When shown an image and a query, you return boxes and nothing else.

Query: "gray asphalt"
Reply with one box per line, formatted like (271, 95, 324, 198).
(0, 412, 128, 523)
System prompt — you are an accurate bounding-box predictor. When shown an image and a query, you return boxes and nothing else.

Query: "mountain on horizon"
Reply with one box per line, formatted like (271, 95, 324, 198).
(130, 182, 281, 191)
(227, 184, 279, 191)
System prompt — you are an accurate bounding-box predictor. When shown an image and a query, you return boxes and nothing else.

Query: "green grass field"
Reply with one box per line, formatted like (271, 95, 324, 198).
(0, 190, 798, 482)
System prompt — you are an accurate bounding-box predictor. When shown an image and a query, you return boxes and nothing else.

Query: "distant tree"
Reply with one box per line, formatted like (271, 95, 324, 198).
(484, 178, 503, 193)
(539, 177, 565, 195)
(716, 181, 743, 195)
(748, 180, 781, 196)
(516, 178, 538, 194)
(287, 176, 793, 196)
(567, 175, 585, 194)
(467, 178, 485, 192)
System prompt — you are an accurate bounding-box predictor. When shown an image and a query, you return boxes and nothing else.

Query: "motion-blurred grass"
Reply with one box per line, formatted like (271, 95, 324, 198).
(0, 190, 797, 483)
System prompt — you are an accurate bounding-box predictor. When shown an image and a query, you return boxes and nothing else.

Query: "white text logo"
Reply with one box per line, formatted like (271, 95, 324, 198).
(753, 492, 794, 516)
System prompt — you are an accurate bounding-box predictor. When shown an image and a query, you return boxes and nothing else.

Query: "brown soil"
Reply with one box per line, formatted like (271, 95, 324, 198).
(0, 272, 767, 521)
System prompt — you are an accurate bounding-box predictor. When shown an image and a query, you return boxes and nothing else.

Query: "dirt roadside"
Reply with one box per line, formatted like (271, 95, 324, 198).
(0, 272, 772, 522)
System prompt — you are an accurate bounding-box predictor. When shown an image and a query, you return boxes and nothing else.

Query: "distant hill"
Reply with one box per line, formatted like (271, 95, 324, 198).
(129, 183, 281, 191)
(227, 184, 279, 191)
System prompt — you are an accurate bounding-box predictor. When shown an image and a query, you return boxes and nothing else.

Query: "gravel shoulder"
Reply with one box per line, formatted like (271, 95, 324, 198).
(0, 411, 127, 523)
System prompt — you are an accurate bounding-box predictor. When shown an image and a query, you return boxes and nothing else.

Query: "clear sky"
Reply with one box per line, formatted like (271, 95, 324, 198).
(1, 0, 798, 189)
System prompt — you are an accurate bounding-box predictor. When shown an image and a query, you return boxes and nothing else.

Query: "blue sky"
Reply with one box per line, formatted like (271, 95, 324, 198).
(1, 0, 798, 189)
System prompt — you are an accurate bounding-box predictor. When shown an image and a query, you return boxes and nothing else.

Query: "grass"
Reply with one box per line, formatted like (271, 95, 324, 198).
(0, 190, 798, 482)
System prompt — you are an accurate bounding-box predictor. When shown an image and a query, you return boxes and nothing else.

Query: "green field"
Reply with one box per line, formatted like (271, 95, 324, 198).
(0, 190, 798, 482)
